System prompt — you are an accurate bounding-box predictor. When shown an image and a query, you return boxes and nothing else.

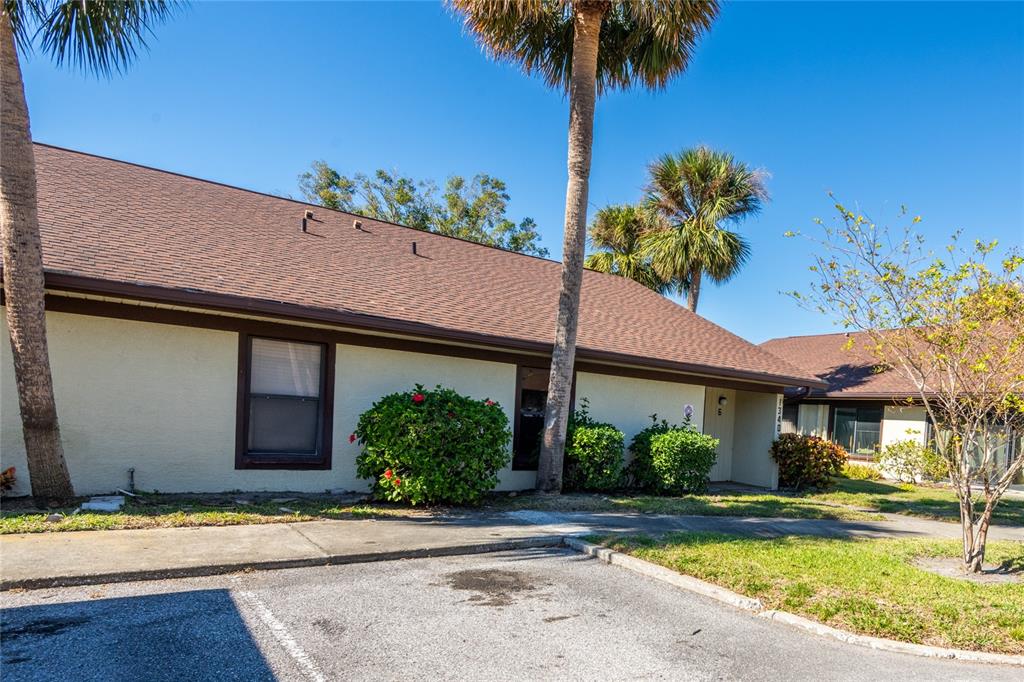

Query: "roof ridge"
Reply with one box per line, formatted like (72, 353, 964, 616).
(760, 330, 859, 343)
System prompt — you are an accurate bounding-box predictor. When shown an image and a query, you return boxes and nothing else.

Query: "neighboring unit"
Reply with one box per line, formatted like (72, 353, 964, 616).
(760, 332, 1021, 472)
(0, 145, 824, 497)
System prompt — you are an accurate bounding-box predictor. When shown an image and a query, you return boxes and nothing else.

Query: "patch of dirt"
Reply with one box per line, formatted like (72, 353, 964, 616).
(542, 614, 578, 623)
(312, 617, 345, 636)
(444, 569, 548, 607)
(914, 557, 1022, 584)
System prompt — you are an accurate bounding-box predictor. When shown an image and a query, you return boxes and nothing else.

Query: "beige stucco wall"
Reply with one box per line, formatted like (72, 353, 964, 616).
(2, 308, 784, 495)
(574, 371, 705, 466)
(731, 391, 781, 489)
(2, 310, 242, 496)
(1, 310, 526, 495)
(703, 388, 736, 481)
(881, 405, 928, 447)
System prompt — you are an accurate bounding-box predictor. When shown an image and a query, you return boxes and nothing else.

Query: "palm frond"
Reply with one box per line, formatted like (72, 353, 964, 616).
(642, 145, 766, 291)
(585, 203, 675, 294)
(11, 0, 183, 75)
(448, 0, 719, 95)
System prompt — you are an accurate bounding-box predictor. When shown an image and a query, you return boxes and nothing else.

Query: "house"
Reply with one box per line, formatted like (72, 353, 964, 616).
(0, 144, 824, 497)
(760, 331, 1021, 472)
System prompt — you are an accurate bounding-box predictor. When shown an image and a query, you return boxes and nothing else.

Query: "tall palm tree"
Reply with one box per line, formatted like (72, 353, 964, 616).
(585, 204, 674, 294)
(449, 0, 719, 492)
(1, 1, 179, 500)
(643, 146, 767, 313)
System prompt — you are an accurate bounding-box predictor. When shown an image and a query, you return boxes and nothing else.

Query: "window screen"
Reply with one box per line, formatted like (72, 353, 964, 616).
(246, 338, 324, 458)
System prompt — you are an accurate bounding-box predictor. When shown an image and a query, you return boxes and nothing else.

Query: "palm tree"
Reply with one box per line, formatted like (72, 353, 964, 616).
(1, 1, 179, 500)
(449, 0, 719, 492)
(584, 204, 674, 294)
(642, 146, 767, 313)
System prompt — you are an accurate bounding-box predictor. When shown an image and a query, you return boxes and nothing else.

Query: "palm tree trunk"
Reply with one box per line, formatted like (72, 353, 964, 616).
(0, 12, 74, 501)
(686, 268, 702, 312)
(536, 1, 606, 493)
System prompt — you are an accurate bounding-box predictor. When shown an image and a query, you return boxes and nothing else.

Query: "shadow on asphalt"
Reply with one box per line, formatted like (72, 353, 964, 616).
(1, 589, 274, 682)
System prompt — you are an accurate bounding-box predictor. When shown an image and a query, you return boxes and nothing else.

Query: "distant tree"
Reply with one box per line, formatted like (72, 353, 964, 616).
(299, 161, 547, 256)
(790, 201, 1024, 573)
(450, 0, 720, 493)
(584, 204, 674, 294)
(643, 146, 768, 313)
(1, 1, 180, 501)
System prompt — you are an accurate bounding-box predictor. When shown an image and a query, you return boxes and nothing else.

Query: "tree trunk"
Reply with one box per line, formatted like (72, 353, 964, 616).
(0, 12, 74, 501)
(966, 497, 995, 573)
(686, 268, 702, 312)
(536, 2, 605, 493)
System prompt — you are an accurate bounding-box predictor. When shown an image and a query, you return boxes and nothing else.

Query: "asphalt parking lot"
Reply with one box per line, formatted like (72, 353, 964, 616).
(1, 547, 1019, 681)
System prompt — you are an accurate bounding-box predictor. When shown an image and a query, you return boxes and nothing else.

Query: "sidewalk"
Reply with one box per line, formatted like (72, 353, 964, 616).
(2, 510, 1022, 589)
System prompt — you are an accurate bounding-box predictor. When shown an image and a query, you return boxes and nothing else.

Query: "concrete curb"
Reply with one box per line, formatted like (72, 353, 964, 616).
(565, 538, 1024, 668)
(563, 536, 763, 611)
(0, 535, 565, 591)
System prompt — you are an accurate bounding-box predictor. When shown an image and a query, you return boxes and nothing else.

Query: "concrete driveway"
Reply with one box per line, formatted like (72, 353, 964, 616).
(1, 548, 1018, 681)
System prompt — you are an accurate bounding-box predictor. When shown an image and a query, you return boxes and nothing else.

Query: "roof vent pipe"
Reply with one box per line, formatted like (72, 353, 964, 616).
(354, 220, 363, 230)
(302, 209, 314, 233)
(412, 241, 418, 256)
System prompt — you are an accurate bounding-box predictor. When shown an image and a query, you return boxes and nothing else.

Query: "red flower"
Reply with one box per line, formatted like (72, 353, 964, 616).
(412, 393, 425, 404)
(349, 433, 356, 444)
(485, 399, 495, 406)
(394, 478, 401, 487)
(384, 469, 393, 479)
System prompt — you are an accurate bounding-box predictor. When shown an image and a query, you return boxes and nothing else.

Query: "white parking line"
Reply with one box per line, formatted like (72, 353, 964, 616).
(235, 589, 326, 682)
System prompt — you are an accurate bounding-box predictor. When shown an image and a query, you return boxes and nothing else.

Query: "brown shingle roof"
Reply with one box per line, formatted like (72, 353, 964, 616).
(760, 331, 915, 398)
(31, 143, 821, 388)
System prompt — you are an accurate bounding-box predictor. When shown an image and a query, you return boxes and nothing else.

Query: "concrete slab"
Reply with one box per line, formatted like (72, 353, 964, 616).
(289, 514, 550, 556)
(0, 523, 326, 588)
(0, 516, 561, 590)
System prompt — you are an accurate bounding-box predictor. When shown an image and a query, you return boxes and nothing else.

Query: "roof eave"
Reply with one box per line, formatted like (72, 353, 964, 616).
(22, 272, 826, 390)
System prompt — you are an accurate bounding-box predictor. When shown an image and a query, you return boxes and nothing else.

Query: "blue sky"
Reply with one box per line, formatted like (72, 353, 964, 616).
(21, 1, 1023, 343)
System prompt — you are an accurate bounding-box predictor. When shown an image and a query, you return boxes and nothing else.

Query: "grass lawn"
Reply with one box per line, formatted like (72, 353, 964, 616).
(4, 476, 1020, 534)
(808, 478, 1024, 527)
(0, 495, 427, 534)
(489, 491, 881, 521)
(597, 532, 1024, 655)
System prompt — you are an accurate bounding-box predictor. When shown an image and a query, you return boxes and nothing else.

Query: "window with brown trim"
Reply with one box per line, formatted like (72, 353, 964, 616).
(236, 333, 334, 469)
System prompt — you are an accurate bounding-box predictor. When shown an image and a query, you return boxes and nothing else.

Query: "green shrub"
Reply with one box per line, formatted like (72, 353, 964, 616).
(877, 440, 948, 483)
(625, 416, 673, 490)
(770, 433, 846, 490)
(354, 384, 511, 505)
(649, 427, 719, 494)
(563, 400, 624, 492)
(841, 461, 881, 481)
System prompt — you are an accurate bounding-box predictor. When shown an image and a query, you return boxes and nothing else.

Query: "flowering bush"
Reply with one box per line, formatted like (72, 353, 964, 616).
(0, 467, 15, 494)
(877, 440, 947, 483)
(771, 433, 846, 490)
(841, 461, 882, 481)
(563, 400, 624, 492)
(353, 384, 511, 505)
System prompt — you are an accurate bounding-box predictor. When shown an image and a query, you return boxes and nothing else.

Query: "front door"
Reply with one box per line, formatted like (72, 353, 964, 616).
(703, 389, 736, 481)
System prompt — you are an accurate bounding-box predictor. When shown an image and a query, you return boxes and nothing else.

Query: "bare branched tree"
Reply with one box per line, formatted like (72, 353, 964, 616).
(790, 199, 1024, 572)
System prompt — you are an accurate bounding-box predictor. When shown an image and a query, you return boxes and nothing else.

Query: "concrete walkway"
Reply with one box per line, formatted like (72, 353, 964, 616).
(2, 510, 1021, 589)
